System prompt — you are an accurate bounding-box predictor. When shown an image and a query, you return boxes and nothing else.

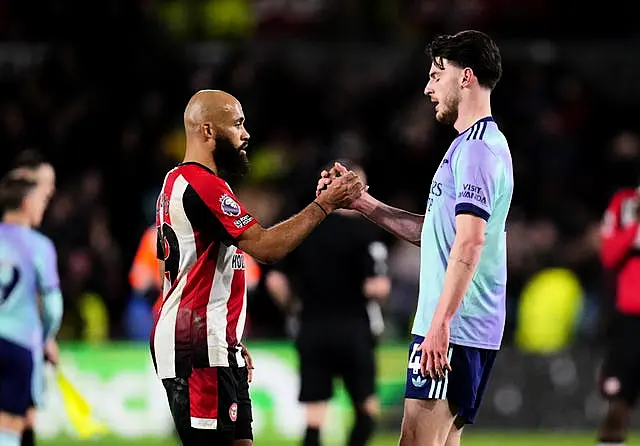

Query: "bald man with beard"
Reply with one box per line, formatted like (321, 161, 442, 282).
(151, 90, 366, 446)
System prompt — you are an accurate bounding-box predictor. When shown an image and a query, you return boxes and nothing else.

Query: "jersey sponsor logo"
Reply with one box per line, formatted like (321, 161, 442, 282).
(430, 181, 443, 197)
(427, 181, 444, 213)
(220, 194, 241, 217)
(229, 402, 238, 422)
(458, 183, 487, 205)
(234, 214, 254, 229)
(232, 253, 246, 270)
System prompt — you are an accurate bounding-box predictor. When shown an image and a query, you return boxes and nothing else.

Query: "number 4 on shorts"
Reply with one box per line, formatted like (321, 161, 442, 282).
(408, 343, 421, 375)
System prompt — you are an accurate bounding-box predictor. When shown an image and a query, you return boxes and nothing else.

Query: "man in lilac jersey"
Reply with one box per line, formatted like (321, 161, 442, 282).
(318, 30, 513, 446)
(0, 177, 63, 446)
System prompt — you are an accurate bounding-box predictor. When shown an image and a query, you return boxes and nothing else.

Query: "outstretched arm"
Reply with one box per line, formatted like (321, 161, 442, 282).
(317, 163, 423, 246)
(354, 193, 424, 247)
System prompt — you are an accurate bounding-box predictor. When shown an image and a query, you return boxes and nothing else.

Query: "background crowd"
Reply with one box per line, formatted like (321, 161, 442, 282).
(0, 0, 638, 351)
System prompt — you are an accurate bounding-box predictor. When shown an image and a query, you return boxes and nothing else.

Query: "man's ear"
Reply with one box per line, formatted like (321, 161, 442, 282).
(461, 67, 474, 88)
(202, 122, 215, 139)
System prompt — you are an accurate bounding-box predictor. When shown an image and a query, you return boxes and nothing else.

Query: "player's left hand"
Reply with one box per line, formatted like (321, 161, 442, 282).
(239, 342, 254, 383)
(44, 338, 60, 366)
(419, 321, 452, 380)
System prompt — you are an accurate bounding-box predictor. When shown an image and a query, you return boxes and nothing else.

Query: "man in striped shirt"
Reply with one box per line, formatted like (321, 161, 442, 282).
(151, 89, 364, 446)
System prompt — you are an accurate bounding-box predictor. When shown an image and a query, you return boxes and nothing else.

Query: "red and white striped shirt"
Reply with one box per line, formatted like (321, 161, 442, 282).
(150, 162, 257, 379)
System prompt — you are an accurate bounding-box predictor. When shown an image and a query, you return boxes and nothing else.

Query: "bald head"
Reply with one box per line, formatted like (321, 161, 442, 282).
(182, 89, 251, 177)
(184, 90, 242, 132)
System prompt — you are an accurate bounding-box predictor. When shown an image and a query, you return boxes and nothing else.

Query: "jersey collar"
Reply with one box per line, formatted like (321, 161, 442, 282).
(458, 116, 494, 136)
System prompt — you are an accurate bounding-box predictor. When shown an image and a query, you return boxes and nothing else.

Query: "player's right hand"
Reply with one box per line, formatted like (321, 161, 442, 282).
(316, 170, 365, 212)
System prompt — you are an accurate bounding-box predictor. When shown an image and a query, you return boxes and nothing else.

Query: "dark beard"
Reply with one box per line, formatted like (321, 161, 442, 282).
(213, 136, 249, 182)
(436, 91, 460, 126)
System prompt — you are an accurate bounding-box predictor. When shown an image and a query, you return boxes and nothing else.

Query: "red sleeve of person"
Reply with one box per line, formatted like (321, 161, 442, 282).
(600, 188, 640, 314)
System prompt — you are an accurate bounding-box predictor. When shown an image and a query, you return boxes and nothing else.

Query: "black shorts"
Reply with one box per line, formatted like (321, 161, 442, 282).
(162, 367, 252, 446)
(296, 322, 376, 404)
(600, 314, 640, 405)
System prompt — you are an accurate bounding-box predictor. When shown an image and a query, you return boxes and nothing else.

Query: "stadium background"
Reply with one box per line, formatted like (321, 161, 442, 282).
(1, 1, 640, 444)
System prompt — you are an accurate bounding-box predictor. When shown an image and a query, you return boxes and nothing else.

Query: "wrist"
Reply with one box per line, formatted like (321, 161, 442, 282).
(431, 311, 452, 327)
(314, 198, 335, 215)
(354, 192, 376, 215)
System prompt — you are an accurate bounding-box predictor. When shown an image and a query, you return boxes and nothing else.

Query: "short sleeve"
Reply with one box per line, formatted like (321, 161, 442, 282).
(34, 236, 60, 294)
(453, 140, 501, 221)
(183, 168, 257, 238)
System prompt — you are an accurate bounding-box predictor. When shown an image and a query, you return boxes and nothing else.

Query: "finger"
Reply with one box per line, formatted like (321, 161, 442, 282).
(342, 172, 358, 183)
(433, 353, 444, 379)
(442, 352, 452, 373)
(334, 163, 349, 175)
(421, 350, 432, 379)
(426, 351, 436, 380)
(244, 352, 254, 370)
(420, 348, 428, 378)
(316, 179, 331, 196)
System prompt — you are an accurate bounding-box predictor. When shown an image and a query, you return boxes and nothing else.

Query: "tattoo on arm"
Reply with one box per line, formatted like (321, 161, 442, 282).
(453, 256, 474, 270)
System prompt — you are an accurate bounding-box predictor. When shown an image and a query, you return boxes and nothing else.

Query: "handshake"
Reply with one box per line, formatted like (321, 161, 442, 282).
(314, 162, 370, 214)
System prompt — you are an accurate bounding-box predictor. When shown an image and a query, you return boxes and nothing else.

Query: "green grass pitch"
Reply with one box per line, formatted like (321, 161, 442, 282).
(40, 432, 640, 445)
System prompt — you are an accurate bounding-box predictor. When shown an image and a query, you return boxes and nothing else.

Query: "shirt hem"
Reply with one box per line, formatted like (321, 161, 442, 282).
(448, 336, 501, 351)
(409, 332, 501, 351)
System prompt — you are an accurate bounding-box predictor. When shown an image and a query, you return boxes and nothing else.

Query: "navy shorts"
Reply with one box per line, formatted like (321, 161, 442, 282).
(404, 335, 497, 424)
(0, 337, 34, 416)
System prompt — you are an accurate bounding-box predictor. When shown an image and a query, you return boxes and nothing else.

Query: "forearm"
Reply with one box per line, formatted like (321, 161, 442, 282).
(240, 202, 326, 264)
(433, 238, 484, 323)
(42, 289, 64, 341)
(357, 195, 424, 246)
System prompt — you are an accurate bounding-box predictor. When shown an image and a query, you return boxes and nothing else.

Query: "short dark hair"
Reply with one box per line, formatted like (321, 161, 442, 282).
(0, 177, 37, 212)
(426, 30, 502, 90)
(10, 149, 46, 170)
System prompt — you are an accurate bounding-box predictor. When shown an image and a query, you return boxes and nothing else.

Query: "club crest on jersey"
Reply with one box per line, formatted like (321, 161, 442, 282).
(220, 194, 241, 217)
